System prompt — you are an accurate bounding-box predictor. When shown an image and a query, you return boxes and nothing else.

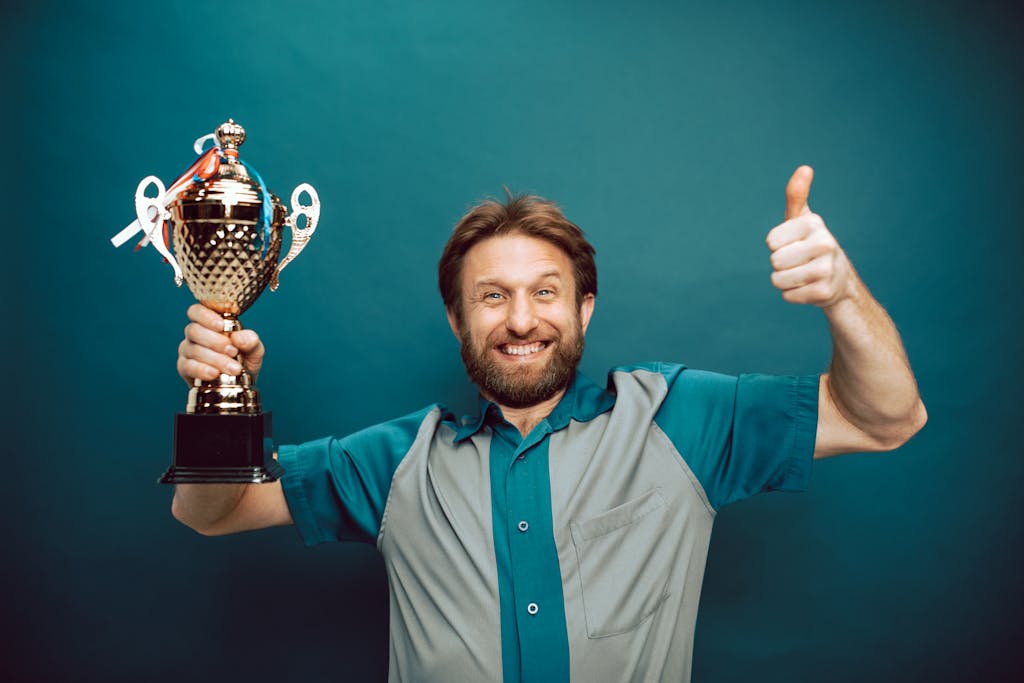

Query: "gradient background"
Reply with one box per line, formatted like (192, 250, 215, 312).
(4, 0, 1021, 680)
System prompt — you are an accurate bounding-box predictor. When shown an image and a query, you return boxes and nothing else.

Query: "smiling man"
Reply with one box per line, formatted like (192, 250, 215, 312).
(172, 167, 926, 682)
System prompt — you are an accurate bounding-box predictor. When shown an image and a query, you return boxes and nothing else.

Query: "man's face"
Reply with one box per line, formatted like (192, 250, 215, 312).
(447, 233, 595, 409)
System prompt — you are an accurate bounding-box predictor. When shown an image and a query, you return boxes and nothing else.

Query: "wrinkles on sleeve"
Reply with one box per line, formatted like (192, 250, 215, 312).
(279, 441, 329, 546)
(782, 374, 819, 490)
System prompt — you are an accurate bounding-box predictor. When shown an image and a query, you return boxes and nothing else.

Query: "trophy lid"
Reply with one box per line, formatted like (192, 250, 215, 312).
(216, 119, 246, 157)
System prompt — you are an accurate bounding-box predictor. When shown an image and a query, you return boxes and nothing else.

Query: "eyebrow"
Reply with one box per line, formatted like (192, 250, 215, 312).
(472, 271, 564, 289)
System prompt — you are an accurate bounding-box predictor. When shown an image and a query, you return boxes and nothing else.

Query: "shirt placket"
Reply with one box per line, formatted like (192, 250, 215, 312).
(507, 434, 543, 625)
(497, 421, 570, 681)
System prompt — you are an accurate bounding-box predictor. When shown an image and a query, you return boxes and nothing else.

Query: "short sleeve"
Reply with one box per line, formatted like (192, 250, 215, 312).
(278, 405, 443, 546)
(652, 366, 818, 510)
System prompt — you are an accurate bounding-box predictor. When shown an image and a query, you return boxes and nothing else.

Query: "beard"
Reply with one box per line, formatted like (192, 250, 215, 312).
(458, 318, 585, 409)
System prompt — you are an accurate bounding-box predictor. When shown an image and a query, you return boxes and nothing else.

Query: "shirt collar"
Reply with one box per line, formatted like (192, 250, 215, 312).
(453, 371, 616, 442)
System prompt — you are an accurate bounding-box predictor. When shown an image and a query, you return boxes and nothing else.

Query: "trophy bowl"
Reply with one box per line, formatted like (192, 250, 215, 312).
(172, 176, 285, 318)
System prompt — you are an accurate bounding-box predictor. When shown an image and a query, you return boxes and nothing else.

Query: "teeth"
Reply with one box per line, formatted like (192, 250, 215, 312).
(502, 342, 545, 356)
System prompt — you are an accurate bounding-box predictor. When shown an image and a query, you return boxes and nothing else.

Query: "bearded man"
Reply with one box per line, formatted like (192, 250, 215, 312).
(173, 166, 926, 682)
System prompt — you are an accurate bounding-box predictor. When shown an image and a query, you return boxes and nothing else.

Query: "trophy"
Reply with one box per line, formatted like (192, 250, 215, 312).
(112, 120, 320, 484)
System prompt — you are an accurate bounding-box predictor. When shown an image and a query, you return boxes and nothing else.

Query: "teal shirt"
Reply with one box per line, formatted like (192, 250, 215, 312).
(279, 363, 818, 682)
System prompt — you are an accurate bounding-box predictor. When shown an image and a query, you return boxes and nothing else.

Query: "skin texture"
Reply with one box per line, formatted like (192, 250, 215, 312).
(170, 166, 926, 534)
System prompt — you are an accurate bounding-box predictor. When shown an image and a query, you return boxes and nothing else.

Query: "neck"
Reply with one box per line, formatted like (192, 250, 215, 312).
(489, 389, 566, 437)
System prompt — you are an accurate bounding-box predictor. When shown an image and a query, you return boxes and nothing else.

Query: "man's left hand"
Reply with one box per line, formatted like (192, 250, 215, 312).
(766, 166, 853, 308)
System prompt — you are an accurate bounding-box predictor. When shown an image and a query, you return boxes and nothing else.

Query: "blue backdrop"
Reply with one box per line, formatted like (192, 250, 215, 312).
(4, 0, 1021, 680)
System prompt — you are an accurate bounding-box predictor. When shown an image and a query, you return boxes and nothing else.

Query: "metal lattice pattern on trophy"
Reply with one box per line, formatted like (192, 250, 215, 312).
(112, 119, 320, 484)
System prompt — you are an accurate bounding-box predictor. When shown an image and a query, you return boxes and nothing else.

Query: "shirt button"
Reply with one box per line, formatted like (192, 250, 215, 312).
(517, 521, 529, 532)
(527, 602, 539, 616)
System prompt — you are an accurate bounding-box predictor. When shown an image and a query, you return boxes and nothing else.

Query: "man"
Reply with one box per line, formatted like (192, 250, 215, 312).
(173, 166, 926, 682)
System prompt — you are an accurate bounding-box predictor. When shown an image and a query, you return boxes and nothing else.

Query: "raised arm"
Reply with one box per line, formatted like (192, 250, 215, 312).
(766, 166, 927, 458)
(171, 304, 292, 535)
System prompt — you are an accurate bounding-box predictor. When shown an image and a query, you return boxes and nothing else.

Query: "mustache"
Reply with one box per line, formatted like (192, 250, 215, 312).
(456, 325, 560, 349)
(488, 329, 559, 346)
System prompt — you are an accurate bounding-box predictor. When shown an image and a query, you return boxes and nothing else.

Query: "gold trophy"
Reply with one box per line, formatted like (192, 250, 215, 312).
(112, 120, 320, 484)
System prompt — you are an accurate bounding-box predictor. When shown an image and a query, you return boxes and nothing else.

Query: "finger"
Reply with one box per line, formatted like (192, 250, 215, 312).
(766, 216, 812, 251)
(178, 356, 222, 384)
(184, 322, 237, 357)
(770, 257, 831, 292)
(187, 303, 231, 333)
(179, 338, 243, 375)
(769, 233, 834, 271)
(784, 165, 814, 221)
(780, 281, 835, 306)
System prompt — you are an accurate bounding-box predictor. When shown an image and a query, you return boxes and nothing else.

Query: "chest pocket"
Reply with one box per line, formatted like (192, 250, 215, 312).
(570, 487, 671, 638)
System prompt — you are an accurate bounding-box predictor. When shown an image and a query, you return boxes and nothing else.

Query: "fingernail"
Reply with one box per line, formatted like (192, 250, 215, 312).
(228, 361, 242, 374)
(225, 345, 238, 356)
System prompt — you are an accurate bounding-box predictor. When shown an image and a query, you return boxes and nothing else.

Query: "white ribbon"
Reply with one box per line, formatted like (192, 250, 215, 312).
(193, 132, 217, 155)
(132, 176, 183, 285)
(111, 130, 219, 248)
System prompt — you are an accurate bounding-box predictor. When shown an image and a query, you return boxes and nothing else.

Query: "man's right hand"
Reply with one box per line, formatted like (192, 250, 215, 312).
(176, 304, 266, 385)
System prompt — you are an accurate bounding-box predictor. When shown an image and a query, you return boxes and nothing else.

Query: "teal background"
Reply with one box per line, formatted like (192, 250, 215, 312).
(3, 0, 1021, 680)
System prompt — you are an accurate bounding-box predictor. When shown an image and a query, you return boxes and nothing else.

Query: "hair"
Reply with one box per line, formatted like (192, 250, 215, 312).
(438, 191, 597, 322)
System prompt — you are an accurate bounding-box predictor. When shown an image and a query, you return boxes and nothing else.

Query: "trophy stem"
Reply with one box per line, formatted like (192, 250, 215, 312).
(220, 314, 242, 334)
(186, 313, 262, 414)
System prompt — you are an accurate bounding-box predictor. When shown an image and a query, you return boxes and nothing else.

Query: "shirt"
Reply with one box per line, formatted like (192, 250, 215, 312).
(279, 362, 819, 682)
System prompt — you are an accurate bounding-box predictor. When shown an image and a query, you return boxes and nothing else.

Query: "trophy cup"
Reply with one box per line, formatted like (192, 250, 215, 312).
(112, 119, 320, 484)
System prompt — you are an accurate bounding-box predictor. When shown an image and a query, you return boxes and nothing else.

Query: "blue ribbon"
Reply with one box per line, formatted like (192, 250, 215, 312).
(240, 158, 274, 258)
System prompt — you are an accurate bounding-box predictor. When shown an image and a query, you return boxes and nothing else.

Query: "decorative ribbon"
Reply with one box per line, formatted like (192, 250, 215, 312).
(240, 158, 274, 258)
(111, 131, 222, 249)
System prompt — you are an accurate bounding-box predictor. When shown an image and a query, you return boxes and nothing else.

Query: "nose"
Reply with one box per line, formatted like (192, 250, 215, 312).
(505, 295, 539, 337)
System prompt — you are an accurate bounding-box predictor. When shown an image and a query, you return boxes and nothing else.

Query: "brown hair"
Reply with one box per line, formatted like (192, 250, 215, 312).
(438, 191, 597, 322)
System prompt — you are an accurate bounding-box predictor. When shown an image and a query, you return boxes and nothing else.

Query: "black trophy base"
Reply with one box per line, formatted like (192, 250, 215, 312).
(161, 411, 282, 484)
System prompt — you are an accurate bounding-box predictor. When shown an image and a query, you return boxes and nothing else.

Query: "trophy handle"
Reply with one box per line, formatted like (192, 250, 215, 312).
(270, 183, 320, 292)
(135, 176, 183, 286)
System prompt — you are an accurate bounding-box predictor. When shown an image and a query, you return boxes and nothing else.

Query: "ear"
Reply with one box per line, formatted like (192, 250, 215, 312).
(579, 293, 596, 335)
(446, 307, 462, 340)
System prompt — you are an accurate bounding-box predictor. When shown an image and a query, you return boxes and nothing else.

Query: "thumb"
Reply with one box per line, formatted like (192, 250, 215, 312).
(230, 329, 265, 374)
(785, 165, 814, 220)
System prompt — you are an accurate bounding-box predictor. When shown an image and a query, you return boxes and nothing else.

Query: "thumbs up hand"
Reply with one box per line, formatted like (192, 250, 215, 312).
(766, 166, 852, 308)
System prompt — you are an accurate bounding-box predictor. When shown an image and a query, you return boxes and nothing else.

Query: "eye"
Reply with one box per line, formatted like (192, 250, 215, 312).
(483, 292, 504, 301)
(536, 288, 555, 297)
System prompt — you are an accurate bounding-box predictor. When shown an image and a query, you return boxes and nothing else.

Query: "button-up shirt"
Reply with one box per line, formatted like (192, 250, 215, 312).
(279, 363, 818, 682)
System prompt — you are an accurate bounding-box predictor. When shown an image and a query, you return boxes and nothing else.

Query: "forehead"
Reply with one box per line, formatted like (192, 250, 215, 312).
(461, 234, 573, 287)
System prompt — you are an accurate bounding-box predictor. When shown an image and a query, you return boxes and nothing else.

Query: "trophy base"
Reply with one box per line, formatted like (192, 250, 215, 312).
(161, 411, 282, 484)
(159, 463, 284, 484)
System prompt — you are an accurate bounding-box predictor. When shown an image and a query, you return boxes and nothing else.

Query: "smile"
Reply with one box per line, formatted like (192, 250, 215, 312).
(499, 342, 549, 356)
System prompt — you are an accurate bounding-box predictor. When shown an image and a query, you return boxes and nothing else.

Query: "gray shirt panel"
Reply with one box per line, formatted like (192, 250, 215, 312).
(551, 369, 715, 682)
(379, 409, 503, 682)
